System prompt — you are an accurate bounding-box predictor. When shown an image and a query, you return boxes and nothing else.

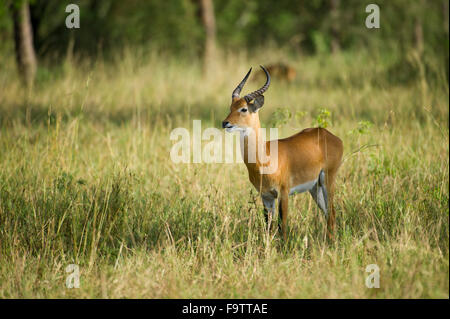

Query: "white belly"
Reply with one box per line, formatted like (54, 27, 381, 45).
(289, 179, 317, 195)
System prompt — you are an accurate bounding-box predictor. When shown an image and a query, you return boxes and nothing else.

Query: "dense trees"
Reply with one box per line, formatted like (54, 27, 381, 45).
(0, 0, 448, 77)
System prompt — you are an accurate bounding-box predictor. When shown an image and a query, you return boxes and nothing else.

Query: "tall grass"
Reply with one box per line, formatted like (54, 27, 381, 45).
(0, 47, 448, 298)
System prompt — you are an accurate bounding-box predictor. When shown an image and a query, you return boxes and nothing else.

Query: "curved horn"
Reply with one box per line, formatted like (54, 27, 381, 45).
(232, 68, 252, 100)
(244, 65, 271, 102)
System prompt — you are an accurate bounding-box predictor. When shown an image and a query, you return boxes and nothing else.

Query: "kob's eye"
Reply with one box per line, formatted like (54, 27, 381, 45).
(240, 108, 248, 113)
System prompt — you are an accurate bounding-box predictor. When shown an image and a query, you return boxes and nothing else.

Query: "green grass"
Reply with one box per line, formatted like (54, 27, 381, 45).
(0, 47, 448, 298)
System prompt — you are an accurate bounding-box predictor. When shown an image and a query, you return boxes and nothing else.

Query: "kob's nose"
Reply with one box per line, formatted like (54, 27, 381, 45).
(222, 121, 229, 128)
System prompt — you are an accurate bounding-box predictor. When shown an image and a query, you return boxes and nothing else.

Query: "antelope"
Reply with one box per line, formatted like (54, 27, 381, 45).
(255, 63, 297, 83)
(222, 66, 343, 240)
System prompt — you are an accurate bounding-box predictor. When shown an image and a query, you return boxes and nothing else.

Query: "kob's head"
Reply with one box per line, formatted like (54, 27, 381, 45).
(222, 66, 271, 133)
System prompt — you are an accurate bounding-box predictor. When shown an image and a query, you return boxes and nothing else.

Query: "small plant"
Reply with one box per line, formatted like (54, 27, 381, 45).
(313, 108, 332, 128)
(270, 107, 292, 127)
(268, 108, 307, 128)
(349, 120, 373, 135)
(55, 171, 74, 190)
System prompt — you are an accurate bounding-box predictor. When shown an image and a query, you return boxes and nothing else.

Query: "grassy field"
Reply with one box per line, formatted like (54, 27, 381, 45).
(0, 48, 448, 298)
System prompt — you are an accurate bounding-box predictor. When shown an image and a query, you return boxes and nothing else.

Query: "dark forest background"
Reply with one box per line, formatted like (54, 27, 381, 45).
(0, 0, 449, 86)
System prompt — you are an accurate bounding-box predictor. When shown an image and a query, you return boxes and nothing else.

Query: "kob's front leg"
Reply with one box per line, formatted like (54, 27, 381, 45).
(278, 188, 289, 240)
(261, 194, 276, 231)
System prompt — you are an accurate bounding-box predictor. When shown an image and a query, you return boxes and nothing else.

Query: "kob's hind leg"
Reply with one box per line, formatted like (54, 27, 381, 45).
(309, 169, 337, 240)
(324, 168, 338, 240)
(309, 169, 328, 217)
(326, 194, 336, 239)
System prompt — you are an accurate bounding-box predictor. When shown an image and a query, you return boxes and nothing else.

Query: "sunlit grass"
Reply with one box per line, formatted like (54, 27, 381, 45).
(0, 47, 448, 298)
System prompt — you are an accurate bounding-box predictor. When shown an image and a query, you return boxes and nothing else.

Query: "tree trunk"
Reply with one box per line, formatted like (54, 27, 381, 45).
(330, 0, 340, 54)
(11, 1, 37, 87)
(414, 17, 424, 55)
(198, 0, 216, 75)
(443, 0, 449, 35)
(413, 0, 425, 55)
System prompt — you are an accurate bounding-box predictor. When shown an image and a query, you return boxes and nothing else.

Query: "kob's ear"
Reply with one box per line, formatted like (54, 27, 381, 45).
(248, 95, 265, 112)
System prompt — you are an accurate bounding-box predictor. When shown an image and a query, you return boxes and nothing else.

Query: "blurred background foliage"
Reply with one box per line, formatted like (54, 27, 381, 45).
(0, 1, 448, 298)
(0, 0, 448, 63)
